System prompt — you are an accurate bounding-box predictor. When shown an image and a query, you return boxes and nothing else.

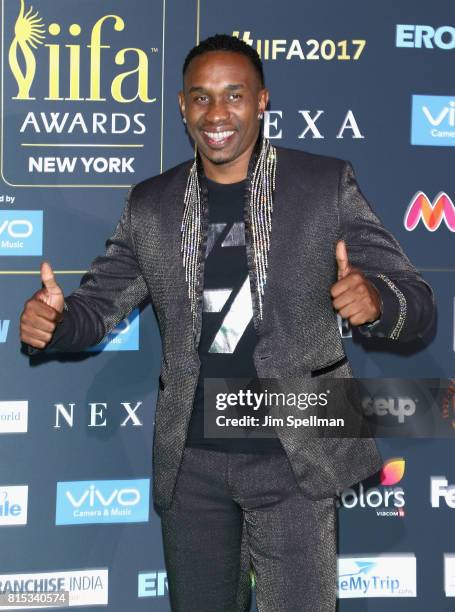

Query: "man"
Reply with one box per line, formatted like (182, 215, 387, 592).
(20, 35, 434, 612)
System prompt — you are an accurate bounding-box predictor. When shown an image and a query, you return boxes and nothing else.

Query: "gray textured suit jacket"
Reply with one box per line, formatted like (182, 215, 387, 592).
(27, 144, 434, 511)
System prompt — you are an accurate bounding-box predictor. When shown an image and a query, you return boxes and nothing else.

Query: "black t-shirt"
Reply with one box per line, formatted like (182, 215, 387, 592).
(185, 177, 284, 453)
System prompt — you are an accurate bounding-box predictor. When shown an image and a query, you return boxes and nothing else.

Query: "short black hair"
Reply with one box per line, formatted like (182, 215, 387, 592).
(182, 33, 265, 86)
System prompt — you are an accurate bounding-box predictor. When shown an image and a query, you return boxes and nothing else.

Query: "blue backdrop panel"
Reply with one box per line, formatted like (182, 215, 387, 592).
(0, 0, 453, 610)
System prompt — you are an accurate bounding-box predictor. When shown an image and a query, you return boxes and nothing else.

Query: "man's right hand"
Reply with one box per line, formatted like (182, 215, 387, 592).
(20, 261, 65, 349)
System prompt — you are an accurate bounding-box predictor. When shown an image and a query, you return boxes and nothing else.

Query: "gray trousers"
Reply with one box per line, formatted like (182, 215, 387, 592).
(159, 447, 337, 612)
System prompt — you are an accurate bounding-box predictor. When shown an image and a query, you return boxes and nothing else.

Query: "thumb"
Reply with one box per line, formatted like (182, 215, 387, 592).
(40, 261, 59, 291)
(336, 240, 351, 280)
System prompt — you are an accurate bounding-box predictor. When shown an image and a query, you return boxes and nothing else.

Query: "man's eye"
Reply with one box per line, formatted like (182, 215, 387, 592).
(194, 95, 209, 103)
(229, 93, 241, 101)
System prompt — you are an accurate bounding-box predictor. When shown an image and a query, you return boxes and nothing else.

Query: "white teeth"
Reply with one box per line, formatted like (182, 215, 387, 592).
(205, 131, 234, 141)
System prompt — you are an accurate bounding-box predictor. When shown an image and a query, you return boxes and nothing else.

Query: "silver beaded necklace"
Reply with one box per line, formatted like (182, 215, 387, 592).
(181, 137, 277, 330)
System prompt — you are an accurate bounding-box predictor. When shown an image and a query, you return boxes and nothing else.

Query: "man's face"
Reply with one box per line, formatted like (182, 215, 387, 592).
(179, 51, 268, 175)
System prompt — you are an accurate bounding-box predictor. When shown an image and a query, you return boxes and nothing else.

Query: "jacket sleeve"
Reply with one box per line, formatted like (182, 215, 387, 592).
(337, 161, 435, 341)
(25, 186, 149, 355)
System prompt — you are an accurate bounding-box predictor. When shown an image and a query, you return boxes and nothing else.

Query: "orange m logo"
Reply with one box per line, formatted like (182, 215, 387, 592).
(404, 192, 455, 232)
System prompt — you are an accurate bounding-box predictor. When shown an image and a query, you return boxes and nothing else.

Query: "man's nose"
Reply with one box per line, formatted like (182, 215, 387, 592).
(205, 99, 230, 124)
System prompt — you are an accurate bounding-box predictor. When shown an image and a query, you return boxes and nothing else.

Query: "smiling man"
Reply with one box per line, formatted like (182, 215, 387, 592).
(20, 34, 434, 611)
(178, 46, 268, 182)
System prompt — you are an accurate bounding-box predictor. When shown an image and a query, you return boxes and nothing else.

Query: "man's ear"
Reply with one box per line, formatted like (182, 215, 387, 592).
(259, 87, 269, 115)
(178, 90, 186, 118)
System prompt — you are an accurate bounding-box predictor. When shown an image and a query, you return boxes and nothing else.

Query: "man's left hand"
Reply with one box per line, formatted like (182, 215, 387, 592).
(331, 240, 382, 326)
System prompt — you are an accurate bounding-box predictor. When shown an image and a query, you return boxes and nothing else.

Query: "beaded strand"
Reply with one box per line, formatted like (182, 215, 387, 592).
(181, 138, 277, 329)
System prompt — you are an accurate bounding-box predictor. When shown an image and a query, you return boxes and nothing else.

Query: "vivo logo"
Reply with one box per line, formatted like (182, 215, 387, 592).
(86, 308, 140, 352)
(422, 100, 455, 126)
(411, 95, 455, 147)
(110, 318, 130, 335)
(0, 211, 42, 255)
(56, 479, 149, 524)
(0, 219, 33, 238)
(66, 484, 140, 508)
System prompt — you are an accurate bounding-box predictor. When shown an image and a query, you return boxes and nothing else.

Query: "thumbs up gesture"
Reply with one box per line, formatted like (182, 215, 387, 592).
(330, 240, 381, 326)
(20, 261, 65, 349)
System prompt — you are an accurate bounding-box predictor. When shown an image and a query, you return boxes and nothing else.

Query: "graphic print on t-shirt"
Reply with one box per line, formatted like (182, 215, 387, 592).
(203, 221, 253, 353)
(185, 178, 284, 452)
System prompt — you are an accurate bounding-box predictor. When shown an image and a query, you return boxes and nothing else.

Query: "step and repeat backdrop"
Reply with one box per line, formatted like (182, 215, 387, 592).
(0, 0, 454, 610)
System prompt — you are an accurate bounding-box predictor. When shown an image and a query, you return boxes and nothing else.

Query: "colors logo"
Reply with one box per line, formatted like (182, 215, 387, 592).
(380, 457, 406, 485)
(404, 192, 455, 232)
(339, 458, 406, 517)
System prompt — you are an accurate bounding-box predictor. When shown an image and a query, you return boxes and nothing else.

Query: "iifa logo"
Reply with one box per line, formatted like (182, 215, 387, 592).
(56, 478, 149, 525)
(232, 31, 366, 61)
(339, 458, 406, 517)
(86, 309, 139, 352)
(8, 0, 156, 103)
(0, 485, 28, 525)
(138, 572, 168, 598)
(338, 555, 417, 598)
(2, 0, 166, 187)
(0, 320, 10, 343)
(0, 211, 43, 255)
(404, 192, 455, 232)
(411, 95, 455, 146)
